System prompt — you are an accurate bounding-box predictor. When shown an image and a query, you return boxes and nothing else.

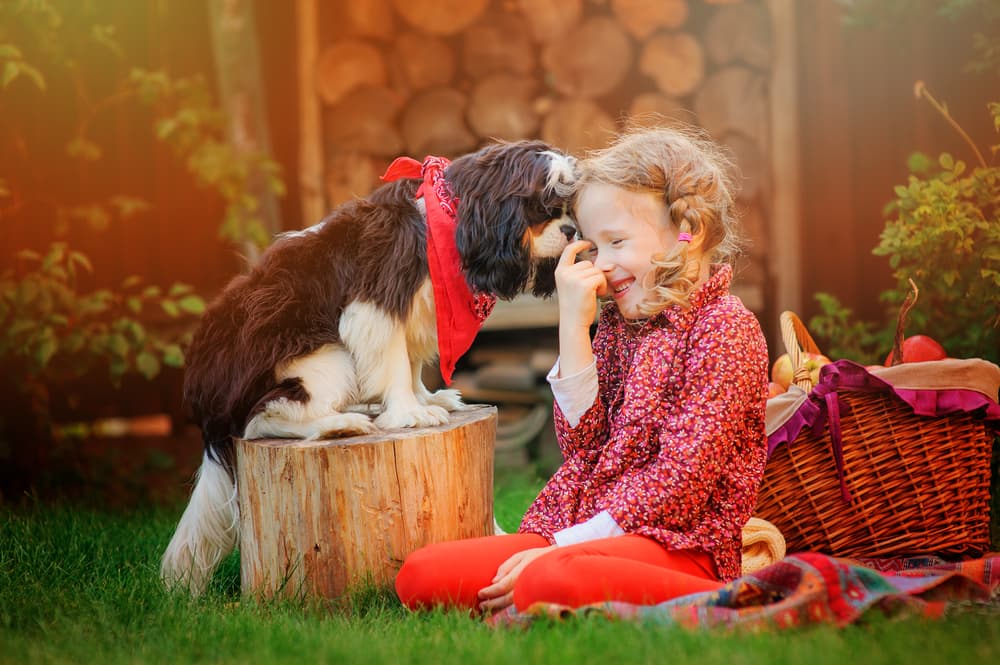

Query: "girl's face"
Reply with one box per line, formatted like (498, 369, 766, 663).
(575, 182, 681, 320)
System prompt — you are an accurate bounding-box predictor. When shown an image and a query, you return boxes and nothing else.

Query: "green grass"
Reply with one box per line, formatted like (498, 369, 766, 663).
(1, 470, 998, 665)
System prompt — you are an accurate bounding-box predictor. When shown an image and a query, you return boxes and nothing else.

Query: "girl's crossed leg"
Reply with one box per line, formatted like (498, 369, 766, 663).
(395, 533, 723, 613)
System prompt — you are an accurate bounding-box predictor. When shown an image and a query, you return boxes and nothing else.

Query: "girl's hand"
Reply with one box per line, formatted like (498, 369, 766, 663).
(476, 545, 556, 614)
(555, 240, 608, 331)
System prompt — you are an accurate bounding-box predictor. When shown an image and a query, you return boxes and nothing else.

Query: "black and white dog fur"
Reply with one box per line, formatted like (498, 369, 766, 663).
(161, 140, 578, 594)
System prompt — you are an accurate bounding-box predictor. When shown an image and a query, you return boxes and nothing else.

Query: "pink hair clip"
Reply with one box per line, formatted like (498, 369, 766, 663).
(677, 232, 692, 243)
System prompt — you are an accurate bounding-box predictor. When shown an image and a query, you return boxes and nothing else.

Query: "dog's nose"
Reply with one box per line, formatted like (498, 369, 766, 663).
(559, 224, 577, 241)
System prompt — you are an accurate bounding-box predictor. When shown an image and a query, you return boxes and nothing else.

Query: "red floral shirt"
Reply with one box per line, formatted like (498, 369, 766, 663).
(518, 264, 769, 581)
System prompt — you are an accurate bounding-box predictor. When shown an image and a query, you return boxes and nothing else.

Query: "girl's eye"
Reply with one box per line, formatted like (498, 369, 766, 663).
(610, 239, 624, 247)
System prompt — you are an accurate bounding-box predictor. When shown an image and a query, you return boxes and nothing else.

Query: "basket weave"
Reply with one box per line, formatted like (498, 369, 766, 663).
(754, 312, 995, 559)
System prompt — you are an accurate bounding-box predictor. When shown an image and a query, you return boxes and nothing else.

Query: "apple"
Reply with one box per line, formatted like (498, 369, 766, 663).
(883, 334, 947, 366)
(767, 381, 786, 398)
(801, 352, 832, 386)
(772, 352, 831, 389)
(771, 354, 793, 389)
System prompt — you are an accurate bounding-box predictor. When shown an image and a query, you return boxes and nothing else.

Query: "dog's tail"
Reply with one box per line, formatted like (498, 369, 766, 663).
(160, 445, 239, 596)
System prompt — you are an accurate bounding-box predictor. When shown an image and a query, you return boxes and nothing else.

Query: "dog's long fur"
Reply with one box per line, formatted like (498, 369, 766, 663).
(161, 140, 577, 594)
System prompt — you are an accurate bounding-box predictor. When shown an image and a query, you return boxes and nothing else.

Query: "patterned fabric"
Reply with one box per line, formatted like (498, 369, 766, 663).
(381, 156, 496, 384)
(518, 264, 770, 581)
(487, 552, 1000, 630)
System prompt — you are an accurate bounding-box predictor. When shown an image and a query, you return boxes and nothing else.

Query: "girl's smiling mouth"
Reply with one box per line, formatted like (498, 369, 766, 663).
(611, 278, 634, 298)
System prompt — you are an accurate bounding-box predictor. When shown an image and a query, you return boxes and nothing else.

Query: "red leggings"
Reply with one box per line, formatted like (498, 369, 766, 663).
(395, 533, 723, 612)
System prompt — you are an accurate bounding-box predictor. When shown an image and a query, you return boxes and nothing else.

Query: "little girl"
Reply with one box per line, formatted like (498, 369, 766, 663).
(395, 125, 769, 615)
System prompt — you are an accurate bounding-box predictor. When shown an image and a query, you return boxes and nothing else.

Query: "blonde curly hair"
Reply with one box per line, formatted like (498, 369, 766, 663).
(576, 123, 741, 316)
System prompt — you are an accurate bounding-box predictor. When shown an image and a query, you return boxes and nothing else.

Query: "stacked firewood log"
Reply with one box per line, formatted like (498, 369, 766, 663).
(313, 0, 774, 312)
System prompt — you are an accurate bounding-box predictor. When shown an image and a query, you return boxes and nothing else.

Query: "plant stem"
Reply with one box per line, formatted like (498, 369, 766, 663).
(889, 278, 919, 367)
(914, 80, 988, 168)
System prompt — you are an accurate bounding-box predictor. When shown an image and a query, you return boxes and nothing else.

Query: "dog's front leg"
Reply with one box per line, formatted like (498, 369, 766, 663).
(412, 361, 465, 412)
(340, 302, 449, 430)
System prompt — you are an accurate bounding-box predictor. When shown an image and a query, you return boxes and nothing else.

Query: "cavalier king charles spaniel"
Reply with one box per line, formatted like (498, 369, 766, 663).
(161, 140, 577, 594)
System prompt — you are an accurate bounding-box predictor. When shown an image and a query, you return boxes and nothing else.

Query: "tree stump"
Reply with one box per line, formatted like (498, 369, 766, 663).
(237, 405, 497, 599)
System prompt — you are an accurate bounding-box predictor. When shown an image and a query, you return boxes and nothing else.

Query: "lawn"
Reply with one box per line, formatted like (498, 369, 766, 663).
(1, 469, 997, 665)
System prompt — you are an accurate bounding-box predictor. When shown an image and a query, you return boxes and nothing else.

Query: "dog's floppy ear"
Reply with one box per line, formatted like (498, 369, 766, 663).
(449, 141, 574, 299)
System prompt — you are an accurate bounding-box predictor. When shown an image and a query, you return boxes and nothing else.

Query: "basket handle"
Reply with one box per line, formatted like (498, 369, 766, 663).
(780, 311, 854, 502)
(780, 311, 823, 391)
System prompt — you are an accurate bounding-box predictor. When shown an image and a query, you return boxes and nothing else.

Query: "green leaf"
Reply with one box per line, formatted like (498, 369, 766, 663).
(18, 63, 45, 91)
(907, 152, 933, 174)
(107, 333, 129, 357)
(177, 294, 204, 315)
(91, 24, 123, 58)
(109, 357, 128, 382)
(69, 251, 93, 274)
(66, 137, 102, 161)
(136, 351, 160, 380)
(125, 320, 146, 344)
(64, 331, 84, 354)
(126, 297, 142, 314)
(160, 300, 180, 317)
(2, 61, 18, 88)
(162, 344, 184, 367)
(940, 153, 954, 170)
(8, 318, 36, 336)
(36, 335, 58, 368)
(0, 45, 23, 60)
(109, 195, 151, 219)
(168, 283, 191, 297)
(155, 118, 177, 141)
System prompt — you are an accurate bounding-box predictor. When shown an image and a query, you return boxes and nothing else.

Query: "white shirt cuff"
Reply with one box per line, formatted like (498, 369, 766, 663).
(553, 510, 625, 547)
(547, 358, 598, 428)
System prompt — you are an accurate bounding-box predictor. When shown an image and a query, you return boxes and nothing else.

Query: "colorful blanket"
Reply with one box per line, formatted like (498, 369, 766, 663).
(487, 552, 1000, 630)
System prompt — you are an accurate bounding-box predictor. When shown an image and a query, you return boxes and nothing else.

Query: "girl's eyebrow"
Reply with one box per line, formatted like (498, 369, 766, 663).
(585, 226, 628, 241)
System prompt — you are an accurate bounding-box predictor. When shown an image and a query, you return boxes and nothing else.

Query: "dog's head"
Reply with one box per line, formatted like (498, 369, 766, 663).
(447, 140, 578, 300)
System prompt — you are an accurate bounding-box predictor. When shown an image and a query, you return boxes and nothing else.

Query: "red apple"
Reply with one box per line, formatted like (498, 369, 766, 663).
(767, 381, 786, 398)
(883, 334, 947, 366)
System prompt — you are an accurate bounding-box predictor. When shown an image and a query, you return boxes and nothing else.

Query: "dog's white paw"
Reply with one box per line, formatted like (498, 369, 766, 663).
(307, 412, 376, 439)
(375, 404, 449, 430)
(423, 388, 465, 412)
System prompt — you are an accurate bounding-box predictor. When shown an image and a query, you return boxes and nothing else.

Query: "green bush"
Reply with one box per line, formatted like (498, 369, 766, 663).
(812, 2, 1000, 365)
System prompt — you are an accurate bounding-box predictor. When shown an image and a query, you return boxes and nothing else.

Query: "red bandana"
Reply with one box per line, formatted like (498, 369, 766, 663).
(381, 155, 497, 385)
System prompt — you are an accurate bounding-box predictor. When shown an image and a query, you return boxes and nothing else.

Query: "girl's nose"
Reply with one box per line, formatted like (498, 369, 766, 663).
(593, 253, 613, 272)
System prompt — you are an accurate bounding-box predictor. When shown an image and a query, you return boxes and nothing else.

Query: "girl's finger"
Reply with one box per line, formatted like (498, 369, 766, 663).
(492, 552, 523, 581)
(478, 590, 514, 613)
(558, 239, 594, 267)
(478, 571, 513, 600)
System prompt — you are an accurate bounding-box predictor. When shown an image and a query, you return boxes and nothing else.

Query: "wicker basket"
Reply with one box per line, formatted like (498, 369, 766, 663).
(754, 311, 997, 559)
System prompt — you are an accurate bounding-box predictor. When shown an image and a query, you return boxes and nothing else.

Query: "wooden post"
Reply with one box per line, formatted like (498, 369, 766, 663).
(237, 405, 497, 599)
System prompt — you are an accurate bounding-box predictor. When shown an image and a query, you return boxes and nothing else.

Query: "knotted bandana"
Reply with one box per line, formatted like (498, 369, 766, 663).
(381, 155, 496, 385)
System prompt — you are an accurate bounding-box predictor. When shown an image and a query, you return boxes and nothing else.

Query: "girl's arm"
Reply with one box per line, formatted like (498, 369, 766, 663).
(548, 239, 611, 454)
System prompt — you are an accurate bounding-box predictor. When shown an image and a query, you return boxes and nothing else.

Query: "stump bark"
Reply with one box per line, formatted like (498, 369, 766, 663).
(237, 405, 497, 599)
